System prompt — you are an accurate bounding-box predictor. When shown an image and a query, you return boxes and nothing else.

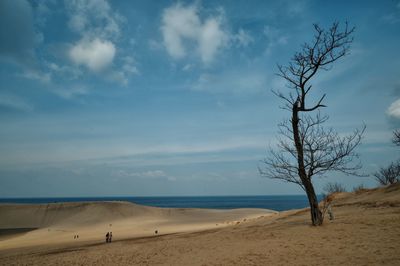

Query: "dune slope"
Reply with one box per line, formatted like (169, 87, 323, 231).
(0, 184, 399, 265)
(0, 201, 275, 251)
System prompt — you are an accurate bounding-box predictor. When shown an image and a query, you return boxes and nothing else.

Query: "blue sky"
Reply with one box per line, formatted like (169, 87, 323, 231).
(0, 0, 399, 197)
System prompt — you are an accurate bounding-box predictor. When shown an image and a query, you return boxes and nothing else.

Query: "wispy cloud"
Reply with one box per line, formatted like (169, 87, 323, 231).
(46, 62, 83, 80)
(381, 0, 400, 24)
(0, 133, 269, 167)
(52, 84, 90, 100)
(232, 29, 254, 47)
(263, 25, 288, 55)
(191, 70, 268, 94)
(0, 93, 34, 112)
(107, 56, 139, 86)
(17, 69, 51, 84)
(113, 169, 166, 178)
(65, 0, 122, 39)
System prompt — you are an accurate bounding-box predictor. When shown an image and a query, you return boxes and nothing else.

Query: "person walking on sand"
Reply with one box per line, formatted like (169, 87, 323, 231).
(106, 232, 110, 243)
(109, 232, 112, 243)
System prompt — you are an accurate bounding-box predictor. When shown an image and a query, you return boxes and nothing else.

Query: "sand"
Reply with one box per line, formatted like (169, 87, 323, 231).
(0, 184, 399, 265)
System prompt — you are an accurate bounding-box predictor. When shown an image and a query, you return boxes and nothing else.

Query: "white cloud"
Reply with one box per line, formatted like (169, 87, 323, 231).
(65, 0, 122, 39)
(161, 4, 199, 59)
(107, 56, 139, 85)
(69, 38, 115, 72)
(139, 170, 166, 178)
(112, 169, 177, 181)
(114, 170, 166, 178)
(199, 18, 227, 63)
(107, 71, 127, 85)
(18, 69, 51, 83)
(46, 62, 83, 80)
(233, 29, 254, 47)
(0, 93, 33, 112)
(121, 56, 138, 74)
(286, 0, 307, 16)
(387, 98, 400, 119)
(65, 0, 138, 84)
(263, 25, 289, 55)
(182, 64, 194, 71)
(161, 3, 228, 64)
(69, 13, 87, 33)
(53, 85, 90, 99)
(192, 70, 267, 94)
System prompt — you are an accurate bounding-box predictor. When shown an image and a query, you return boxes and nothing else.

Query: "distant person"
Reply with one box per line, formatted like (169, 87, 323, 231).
(109, 232, 113, 243)
(106, 232, 110, 243)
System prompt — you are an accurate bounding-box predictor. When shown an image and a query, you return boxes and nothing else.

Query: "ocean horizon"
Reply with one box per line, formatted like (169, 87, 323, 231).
(0, 195, 322, 211)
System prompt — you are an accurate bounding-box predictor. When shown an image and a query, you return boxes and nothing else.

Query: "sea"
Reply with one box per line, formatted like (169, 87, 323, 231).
(0, 195, 321, 211)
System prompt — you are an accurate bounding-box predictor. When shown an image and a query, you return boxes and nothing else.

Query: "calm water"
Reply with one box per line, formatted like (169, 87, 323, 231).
(0, 195, 320, 211)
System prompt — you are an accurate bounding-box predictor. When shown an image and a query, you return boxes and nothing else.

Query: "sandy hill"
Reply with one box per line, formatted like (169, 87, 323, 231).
(0, 184, 399, 265)
(0, 201, 149, 228)
(0, 200, 276, 251)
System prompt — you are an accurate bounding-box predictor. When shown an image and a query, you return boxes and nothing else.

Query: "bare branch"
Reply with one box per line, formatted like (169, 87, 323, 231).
(302, 94, 327, 112)
(373, 161, 400, 185)
(275, 22, 355, 113)
(393, 129, 400, 146)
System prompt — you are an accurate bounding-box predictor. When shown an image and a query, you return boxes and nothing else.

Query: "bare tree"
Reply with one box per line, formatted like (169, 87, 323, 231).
(373, 130, 400, 185)
(260, 22, 365, 226)
(393, 129, 400, 146)
(373, 161, 400, 185)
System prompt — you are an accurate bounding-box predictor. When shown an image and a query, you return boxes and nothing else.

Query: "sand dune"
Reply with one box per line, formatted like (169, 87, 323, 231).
(1, 184, 399, 265)
(0, 201, 276, 251)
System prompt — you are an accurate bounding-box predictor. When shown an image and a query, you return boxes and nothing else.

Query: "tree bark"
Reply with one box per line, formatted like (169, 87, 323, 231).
(292, 101, 323, 226)
(304, 179, 323, 225)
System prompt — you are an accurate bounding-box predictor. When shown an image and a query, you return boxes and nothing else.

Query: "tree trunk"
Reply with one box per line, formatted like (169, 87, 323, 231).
(292, 101, 323, 226)
(304, 180, 323, 225)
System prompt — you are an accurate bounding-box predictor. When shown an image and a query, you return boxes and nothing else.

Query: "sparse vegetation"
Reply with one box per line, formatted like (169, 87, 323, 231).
(373, 161, 400, 185)
(323, 182, 347, 194)
(373, 130, 400, 186)
(352, 184, 366, 193)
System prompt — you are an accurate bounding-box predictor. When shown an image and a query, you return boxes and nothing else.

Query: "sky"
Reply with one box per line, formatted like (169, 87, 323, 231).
(0, 0, 399, 197)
